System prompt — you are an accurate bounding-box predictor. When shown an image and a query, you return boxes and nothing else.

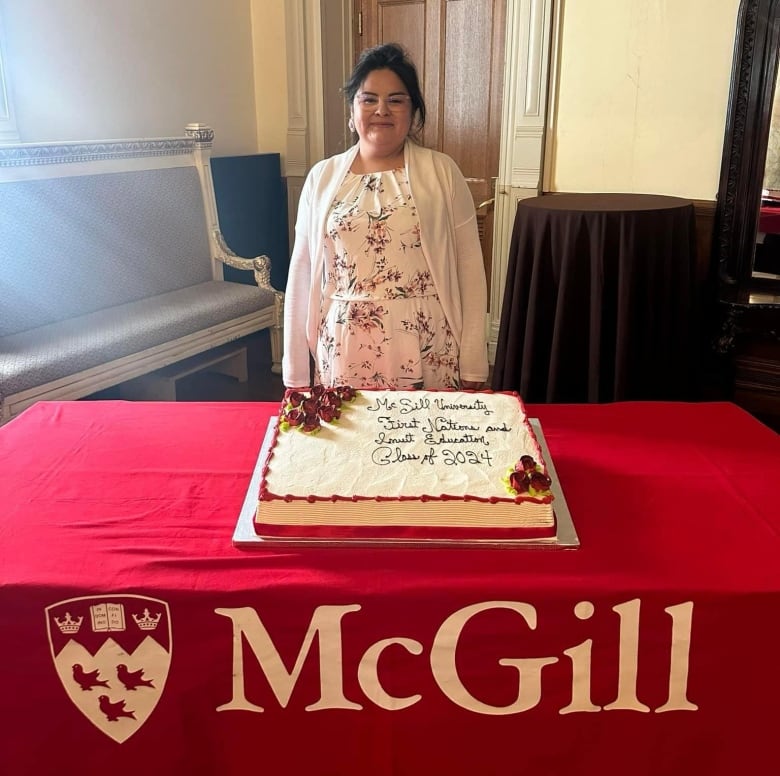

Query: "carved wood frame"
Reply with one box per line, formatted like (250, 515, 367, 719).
(714, 0, 780, 302)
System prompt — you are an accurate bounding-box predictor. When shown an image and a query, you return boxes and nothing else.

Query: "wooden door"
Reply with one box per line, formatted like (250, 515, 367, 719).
(355, 0, 505, 293)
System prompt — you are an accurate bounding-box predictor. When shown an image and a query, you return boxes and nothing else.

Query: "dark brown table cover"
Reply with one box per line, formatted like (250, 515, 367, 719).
(491, 193, 698, 402)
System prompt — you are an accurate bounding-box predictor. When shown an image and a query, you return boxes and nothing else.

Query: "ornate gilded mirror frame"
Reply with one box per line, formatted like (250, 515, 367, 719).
(714, 0, 780, 303)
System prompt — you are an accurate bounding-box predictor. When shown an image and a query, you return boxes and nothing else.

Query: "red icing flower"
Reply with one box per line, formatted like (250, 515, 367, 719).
(301, 413, 321, 433)
(317, 404, 340, 423)
(284, 408, 303, 427)
(286, 390, 306, 408)
(517, 455, 537, 472)
(302, 397, 320, 415)
(282, 384, 357, 433)
(509, 470, 530, 493)
(529, 471, 552, 493)
(322, 390, 342, 408)
(336, 386, 357, 402)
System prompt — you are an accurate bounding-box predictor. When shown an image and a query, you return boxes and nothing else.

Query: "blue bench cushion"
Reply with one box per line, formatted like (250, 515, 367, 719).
(0, 167, 212, 337)
(0, 281, 275, 397)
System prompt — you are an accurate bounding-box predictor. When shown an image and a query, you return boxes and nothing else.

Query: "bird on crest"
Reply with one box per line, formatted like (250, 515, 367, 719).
(117, 664, 155, 690)
(98, 695, 136, 722)
(72, 664, 110, 691)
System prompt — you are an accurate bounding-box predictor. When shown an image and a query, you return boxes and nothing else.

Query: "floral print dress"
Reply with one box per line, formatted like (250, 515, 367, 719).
(315, 168, 460, 389)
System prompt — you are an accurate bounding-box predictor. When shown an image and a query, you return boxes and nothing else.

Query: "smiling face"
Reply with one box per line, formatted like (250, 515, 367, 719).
(351, 68, 413, 163)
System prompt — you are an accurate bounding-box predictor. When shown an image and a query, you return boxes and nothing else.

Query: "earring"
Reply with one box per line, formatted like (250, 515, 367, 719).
(348, 117, 355, 133)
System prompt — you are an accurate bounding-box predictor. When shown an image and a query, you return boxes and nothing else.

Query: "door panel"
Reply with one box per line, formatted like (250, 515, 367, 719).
(358, 1, 439, 147)
(371, 3, 426, 64)
(442, 2, 492, 178)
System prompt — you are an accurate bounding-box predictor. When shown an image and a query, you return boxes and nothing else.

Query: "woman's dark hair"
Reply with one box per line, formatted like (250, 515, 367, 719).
(344, 43, 426, 135)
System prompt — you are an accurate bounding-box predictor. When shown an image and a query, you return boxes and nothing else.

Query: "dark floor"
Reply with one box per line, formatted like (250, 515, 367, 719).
(179, 330, 286, 403)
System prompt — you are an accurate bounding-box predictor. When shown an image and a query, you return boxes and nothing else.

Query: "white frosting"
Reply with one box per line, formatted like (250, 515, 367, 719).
(258, 390, 554, 529)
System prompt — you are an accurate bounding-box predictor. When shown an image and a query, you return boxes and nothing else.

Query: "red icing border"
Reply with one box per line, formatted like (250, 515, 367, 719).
(256, 519, 557, 541)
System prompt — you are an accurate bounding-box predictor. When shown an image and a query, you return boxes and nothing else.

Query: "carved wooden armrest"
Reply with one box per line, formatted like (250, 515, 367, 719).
(213, 228, 282, 295)
(213, 229, 284, 374)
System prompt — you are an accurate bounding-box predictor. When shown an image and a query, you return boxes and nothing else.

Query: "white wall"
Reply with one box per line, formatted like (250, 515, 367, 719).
(548, 0, 740, 199)
(250, 0, 288, 161)
(0, 0, 749, 199)
(0, 0, 258, 156)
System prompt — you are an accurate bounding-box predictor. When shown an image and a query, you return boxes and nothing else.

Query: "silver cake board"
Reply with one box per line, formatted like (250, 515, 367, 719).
(233, 418, 579, 550)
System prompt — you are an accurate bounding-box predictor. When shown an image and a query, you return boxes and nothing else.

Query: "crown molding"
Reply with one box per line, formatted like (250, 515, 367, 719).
(0, 128, 214, 168)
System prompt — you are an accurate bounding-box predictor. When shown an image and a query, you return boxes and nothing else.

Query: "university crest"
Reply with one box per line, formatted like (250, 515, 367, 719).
(45, 595, 172, 743)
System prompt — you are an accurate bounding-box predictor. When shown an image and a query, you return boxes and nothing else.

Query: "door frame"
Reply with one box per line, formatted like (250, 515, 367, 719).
(490, 0, 557, 360)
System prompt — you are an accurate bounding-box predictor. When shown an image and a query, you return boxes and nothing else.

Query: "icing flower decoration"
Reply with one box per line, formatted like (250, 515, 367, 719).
(529, 471, 552, 494)
(317, 404, 340, 423)
(280, 385, 358, 433)
(508, 469, 530, 494)
(519, 455, 537, 471)
(322, 390, 342, 409)
(287, 391, 306, 408)
(302, 397, 320, 415)
(284, 408, 303, 428)
(301, 414, 321, 433)
(503, 455, 553, 498)
(336, 386, 357, 402)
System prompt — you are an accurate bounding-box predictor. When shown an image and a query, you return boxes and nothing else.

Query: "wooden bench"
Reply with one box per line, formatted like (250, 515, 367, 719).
(0, 123, 284, 423)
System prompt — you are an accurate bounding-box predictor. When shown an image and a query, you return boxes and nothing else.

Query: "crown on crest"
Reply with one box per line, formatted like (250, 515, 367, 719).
(132, 608, 161, 631)
(54, 612, 83, 634)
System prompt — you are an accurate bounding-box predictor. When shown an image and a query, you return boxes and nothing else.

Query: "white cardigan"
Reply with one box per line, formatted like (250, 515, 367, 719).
(282, 141, 489, 387)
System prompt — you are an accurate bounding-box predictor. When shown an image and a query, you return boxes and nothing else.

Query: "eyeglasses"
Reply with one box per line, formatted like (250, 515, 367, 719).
(355, 93, 412, 111)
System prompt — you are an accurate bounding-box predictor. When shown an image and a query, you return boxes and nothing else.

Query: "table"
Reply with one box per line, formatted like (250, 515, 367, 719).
(759, 204, 780, 234)
(492, 193, 698, 402)
(2, 399, 779, 775)
(756, 207, 780, 276)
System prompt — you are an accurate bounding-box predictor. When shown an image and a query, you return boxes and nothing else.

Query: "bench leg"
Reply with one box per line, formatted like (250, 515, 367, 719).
(119, 344, 248, 401)
(270, 324, 283, 375)
(213, 348, 248, 383)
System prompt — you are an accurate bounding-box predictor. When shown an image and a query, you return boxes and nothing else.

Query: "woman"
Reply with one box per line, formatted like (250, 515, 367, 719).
(283, 43, 488, 390)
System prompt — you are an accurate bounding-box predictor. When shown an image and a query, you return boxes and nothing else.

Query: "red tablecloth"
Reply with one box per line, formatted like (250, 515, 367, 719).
(1, 400, 779, 775)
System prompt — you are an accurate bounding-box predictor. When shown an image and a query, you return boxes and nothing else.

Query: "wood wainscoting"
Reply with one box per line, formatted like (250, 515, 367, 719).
(692, 199, 716, 286)
(732, 336, 780, 431)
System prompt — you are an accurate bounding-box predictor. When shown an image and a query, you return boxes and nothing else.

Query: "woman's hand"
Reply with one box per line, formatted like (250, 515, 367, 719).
(461, 380, 484, 391)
